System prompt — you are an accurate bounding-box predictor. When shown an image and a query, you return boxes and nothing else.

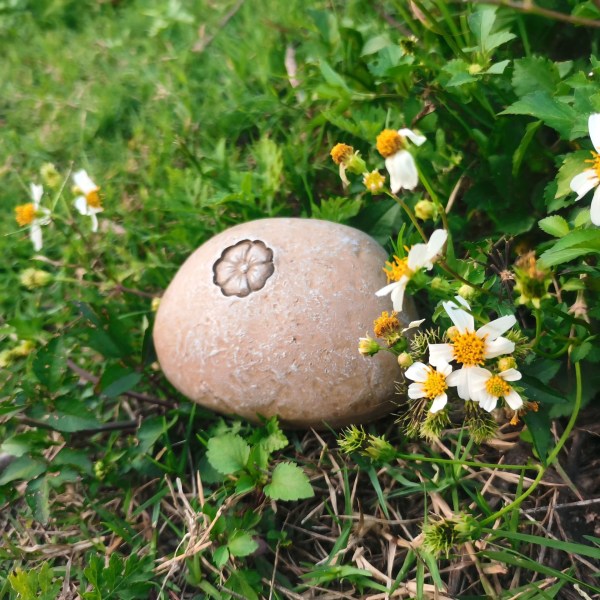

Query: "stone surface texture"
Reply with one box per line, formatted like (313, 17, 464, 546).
(153, 218, 418, 428)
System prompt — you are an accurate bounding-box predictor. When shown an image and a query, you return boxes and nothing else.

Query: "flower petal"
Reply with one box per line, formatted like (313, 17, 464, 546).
(30, 222, 43, 252)
(73, 169, 98, 194)
(30, 183, 43, 206)
(390, 276, 408, 311)
(407, 243, 429, 271)
(504, 389, 524, 410)
(408, 382, 425, 399)
(74, 196, 89, 216)
(468, 367, 492, 391)
(425, 229, 447, 264)
(484, 336, 515, 359)
(437, 362, 453, 377)
(385, 150, 418, 192)
(402, 319, 425, 333)
(500, 368, 522, 382)
(569, 170, 598, 200)
(479, 392, 498, 412)
(398, 128, 426, 147)
(375, 281, 398, 297)
(591, 185, 600, 226)
(429, 393, 447, 413)
(443, 298, 474, 333)
(447, 368, 470, 400)
(589, 113, 600, 153)
(405, 362, 429, 382)
(429, 343, 453, 367)
(90, 213, 99, 233)
(477, 314, 516, 341)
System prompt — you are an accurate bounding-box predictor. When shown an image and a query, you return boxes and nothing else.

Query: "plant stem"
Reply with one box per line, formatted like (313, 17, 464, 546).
(478, 360, 583, 527)
(386, 190, 428, 242)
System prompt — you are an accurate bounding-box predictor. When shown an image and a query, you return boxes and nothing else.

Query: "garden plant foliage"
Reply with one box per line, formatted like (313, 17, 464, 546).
(1, 0, 600, 598)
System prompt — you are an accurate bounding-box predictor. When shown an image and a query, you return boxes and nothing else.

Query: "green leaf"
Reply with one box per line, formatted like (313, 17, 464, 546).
(27, 475, 50, 525)
(213, 545, 229, 568)
(101, 371, 142, 398)
(522, 407, 551, 464)
(500, 92, 577, 138)
(264, 462, 314, 501)
(467, 6, 515, 53)
(0, 455, 46, 485)
(32, 338, 66, 393)
(206, 433, 250, 475)
(538, 215, 570, 238)
(485, 59, 510, 75)
(227, 530, 259, 557)
(538, 229, 600, 268)
(45, 411, 102, 433)
(512, 120, 542, 177)
(554, 150, 591, 200)
(512, 56, 560, 98)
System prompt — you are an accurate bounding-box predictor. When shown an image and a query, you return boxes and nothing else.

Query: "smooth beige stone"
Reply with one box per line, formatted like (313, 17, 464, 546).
(153, 218, 418, 428)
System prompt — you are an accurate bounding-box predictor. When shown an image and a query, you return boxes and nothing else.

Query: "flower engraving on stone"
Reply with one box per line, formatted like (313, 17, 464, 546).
(213, 239, 275, 297)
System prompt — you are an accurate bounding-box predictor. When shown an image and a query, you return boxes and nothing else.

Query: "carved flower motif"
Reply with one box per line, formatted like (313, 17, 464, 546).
(213, 239, 274, 297)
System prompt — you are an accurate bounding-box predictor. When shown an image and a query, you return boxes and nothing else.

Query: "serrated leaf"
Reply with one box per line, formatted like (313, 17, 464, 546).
(485, 59, 510, 75)
(554, 150, 591, 200)
(264, 462, 314, 501)
(213, 545, 229, 568)
(538, 229, 600, 267)
(32, 338, 66, 393)
(468, 7, 515, 53)
(227, 531, 258, 557)
(27, 475, 50, 525)
(500, 91, 577, 138)
(538, 215, 570, 238)
(512, 56, 560, 98)
(206, 433, 250, 475)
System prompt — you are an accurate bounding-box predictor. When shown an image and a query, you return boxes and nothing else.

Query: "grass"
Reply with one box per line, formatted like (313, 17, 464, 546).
(2, 0, 600, 598)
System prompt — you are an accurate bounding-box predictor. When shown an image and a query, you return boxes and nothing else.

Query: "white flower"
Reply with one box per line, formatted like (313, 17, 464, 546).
(569, 113, 600, 226)
(469, 368, 524, 412)
(376, 128, 427, 193)
(15, 184, 51, 252)
(405, 361, 453, 413)
(73, 169, 103, 232)
(376, 229, 447, 311)
(429, 296, 516, 401)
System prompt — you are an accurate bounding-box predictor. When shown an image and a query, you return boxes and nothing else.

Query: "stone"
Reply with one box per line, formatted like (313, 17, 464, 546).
(153, 218, 418, 428)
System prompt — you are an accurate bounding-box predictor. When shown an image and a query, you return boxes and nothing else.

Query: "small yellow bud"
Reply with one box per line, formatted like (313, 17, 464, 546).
(0, 350, 13, 368)
(468, 63, 483, 75)
(430, 277, 450, 292)
(458, 284, 478, 301)
(414, 199, 437, 221)
(363, 170, 385, 194)
(151, 297, 161, 312)
(11, 340, 35, 358)
(20, 268, 53, 290)
(40, 163, 61, 188)
(497, 356, 516, 372)
(397, 352, 413, 368)
(446, 326, 459, 340)
(359, 335, 381, 356)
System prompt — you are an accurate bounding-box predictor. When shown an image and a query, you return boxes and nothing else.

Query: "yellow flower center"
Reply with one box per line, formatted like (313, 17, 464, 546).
(15, 203, 36, 226)
(422, 367, 448, 400)
(384, 255, 412, 283)
(585, 150, 600, 178)
(452, 331, 486, 366)
(376, 129, 404, 158)
(363, 170, 385, 193)
(373, 311, 400, 338)
(330, 143, 354, 165)
(485, 375, 511, 398)
(86, 190, 102, 209)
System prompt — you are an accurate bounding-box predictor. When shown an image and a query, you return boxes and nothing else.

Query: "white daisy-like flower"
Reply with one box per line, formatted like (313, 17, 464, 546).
(376, 128, 427, 192)
(569, 113, 600, 226)
(429, 296, 516, 401)
(73, 169, 103, 232)
(376, 229, 447, 311)
(14, 183, 51, 252)
(468, 367, 524, 412)
(405, 361, 453, 413)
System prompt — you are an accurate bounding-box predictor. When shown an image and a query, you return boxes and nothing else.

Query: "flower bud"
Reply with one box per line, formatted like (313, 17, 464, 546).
(430, 277, 450, 292)
(20, 268, 53, 290)
(497, 356, 516, 372)
(151, 297, 161, 312)
(11, 340, 35, 358)
(446, 326, 459, 340)
(40, 163, 61, 189)
(397, 352, 413, 368)
(414, 199, 437, 221)
(458, 284, 478, 301)
(358, 335, 381, 356)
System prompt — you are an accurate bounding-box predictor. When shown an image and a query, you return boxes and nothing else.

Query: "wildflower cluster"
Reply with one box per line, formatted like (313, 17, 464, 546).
(14, 167, 103, 251)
